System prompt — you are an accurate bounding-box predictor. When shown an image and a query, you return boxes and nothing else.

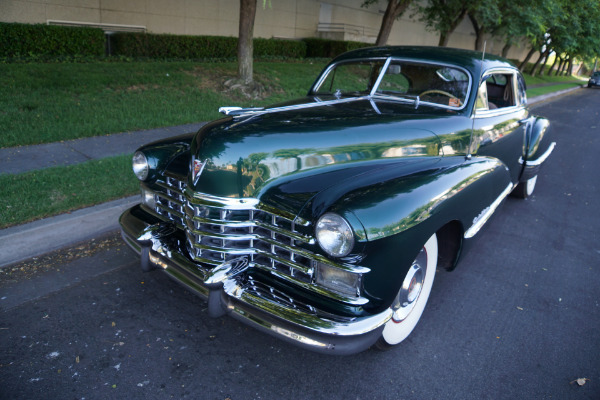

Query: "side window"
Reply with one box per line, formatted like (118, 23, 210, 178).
(484, 73, 515, 109)
(516, 74, 527, 106)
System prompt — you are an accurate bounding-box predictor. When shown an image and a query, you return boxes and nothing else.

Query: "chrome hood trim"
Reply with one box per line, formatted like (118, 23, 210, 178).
(219, 95, 371, 118)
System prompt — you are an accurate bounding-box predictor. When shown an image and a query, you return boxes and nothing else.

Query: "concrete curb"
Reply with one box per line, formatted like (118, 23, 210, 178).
(0, 196, 139, 267)
(0, 85, 585, 268)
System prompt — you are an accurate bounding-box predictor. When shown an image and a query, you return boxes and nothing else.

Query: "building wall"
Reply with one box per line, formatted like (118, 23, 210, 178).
(0, 0, 535, 60)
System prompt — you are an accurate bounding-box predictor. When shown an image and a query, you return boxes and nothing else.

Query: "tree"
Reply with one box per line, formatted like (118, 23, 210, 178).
(417, 0, 469, 47)
(238, 0, 258, 84)
(362, 0, 413, 46)
(466, 0, 501, 51)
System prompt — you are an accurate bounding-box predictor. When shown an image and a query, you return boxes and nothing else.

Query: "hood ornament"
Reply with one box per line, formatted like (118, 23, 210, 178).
(191, 157, 207, 185)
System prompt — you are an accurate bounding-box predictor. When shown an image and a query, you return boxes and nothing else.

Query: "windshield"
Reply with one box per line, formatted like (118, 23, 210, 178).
(312, 59, 470, 109)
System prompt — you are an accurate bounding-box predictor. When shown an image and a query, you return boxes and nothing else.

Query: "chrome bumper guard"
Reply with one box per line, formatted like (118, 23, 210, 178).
(119, 206, 389, 355)
(519, 142, 556, 181)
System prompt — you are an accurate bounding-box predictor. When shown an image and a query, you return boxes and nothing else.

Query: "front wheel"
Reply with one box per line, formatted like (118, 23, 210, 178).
(375, 233, 438, 349)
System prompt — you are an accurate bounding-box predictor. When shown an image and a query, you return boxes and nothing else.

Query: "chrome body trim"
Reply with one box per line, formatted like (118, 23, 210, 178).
(222, 96, 371, 119)
(518, 142, 556, 181)
(519, 141, 556, 167)
(464, 183, 513, 239)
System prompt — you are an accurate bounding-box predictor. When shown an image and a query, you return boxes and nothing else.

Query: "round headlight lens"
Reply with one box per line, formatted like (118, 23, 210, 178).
(315, 213, 355, 257)
(132, 151, 149, 181)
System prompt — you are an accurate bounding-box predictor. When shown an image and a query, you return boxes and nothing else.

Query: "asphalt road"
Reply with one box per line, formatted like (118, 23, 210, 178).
(1, 89, 599, 400)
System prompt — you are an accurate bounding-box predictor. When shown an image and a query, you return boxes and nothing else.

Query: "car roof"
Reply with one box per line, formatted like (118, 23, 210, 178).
(330, 46, 517, 76)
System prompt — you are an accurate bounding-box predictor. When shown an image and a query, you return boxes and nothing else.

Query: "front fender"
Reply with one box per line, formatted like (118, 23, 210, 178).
(313, 156, 512, 312)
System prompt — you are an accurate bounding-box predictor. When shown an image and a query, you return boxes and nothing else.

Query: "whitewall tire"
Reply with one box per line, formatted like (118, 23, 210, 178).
(376, 233, 438, 349)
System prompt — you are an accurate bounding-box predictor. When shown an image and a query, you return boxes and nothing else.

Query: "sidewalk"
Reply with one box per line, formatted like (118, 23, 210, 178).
(0, 85, 584, 267)
(0, 122, 206, 175)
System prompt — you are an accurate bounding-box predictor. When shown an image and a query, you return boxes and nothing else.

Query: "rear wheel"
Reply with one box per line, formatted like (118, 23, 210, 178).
(375, 233, 438, 349)
(512, 175, 537, 199)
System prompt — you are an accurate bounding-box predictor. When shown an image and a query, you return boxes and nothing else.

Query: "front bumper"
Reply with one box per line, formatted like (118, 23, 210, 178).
(119, 205, 389, 355)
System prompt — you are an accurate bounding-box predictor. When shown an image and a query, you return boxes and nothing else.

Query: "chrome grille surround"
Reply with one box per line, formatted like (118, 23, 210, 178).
(147, 175, 368, 305)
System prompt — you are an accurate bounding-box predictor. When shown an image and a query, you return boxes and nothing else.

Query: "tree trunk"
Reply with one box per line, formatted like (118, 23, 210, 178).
(468, 13, 484, 51)
(238, 0, 257, 84)
(529, 50, 545, 76)
(567, 58, 574, 76)
(559, 56, 569, 75)
(438, 32, 449, 47)
(594, 58, 598, 72)
(548, 56, 558, 75)
(375, 0, 411, 46)
(438, 9, 467, 47)
(537, 50, 550, 76)
(501, 43, 511, 58)
(518, 47, 536, 71)
(554, 57, 564, 76)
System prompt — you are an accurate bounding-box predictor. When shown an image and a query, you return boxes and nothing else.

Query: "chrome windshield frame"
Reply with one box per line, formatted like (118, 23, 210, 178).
(310, 56, 473, 112)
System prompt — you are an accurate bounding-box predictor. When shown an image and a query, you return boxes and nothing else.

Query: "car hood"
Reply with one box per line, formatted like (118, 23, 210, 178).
(190, 96, 467, 214)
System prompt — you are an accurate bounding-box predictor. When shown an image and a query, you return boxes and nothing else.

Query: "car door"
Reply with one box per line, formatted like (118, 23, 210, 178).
(470, 69, 528, 184)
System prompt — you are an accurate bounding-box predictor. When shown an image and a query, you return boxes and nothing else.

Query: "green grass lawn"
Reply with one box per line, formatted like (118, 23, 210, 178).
(0, 60, 326, 148)
(0, 155, 138, 228)
(522, 72, 586, 86)
(526, 82, 583, 97)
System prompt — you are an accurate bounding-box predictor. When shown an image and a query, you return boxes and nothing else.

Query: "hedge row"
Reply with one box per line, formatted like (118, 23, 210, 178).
(0, 22, 371, 61)
(110, 33, 309, 59)
(0, 22, 105, 58)
(111, 33, 370, 59)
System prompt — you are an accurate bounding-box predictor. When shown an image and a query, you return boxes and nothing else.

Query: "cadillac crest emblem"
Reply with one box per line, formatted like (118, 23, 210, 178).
(192, 158, 206, 184)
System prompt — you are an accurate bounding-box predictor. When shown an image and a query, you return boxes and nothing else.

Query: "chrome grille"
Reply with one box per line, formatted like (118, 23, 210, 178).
(155, 176, 187, 227)
(185, 195, 315, 284)
(152, 176, 316, 284)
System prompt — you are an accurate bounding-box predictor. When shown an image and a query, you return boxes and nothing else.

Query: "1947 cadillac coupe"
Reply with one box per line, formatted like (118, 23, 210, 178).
(119, 46, 555, 354)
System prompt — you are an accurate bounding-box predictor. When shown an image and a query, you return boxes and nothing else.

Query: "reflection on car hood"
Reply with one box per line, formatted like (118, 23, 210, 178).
(190, 96, 467, 210)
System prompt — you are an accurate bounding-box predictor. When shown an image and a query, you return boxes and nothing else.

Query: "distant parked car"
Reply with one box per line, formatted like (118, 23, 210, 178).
(588, 71, 600, 88)
(119, 46, 555, 354)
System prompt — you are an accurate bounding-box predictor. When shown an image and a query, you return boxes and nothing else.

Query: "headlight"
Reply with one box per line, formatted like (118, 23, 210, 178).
(140, 187, 156, 209)
(315, 213, 354, 257)
(132, 151, 149, 181)
(315, 262, 361, 297)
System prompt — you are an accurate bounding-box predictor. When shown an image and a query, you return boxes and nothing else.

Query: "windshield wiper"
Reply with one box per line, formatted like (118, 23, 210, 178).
(372, 93, 421, 109)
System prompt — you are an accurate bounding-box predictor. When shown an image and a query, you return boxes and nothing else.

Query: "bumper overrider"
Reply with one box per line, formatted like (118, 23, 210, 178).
(119, 206, 390, 355)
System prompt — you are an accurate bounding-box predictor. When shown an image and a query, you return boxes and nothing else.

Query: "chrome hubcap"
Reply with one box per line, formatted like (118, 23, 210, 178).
(392, 248, 427, 322)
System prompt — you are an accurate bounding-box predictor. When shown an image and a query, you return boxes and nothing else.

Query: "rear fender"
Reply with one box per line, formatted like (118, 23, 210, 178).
(524, 116, 550, 162)
(520, 116, 553, 181)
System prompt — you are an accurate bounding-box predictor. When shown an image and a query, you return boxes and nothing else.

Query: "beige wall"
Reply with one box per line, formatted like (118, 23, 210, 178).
(0, 0, 534, 60)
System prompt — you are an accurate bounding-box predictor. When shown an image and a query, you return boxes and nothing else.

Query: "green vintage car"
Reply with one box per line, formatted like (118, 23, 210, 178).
(119, 46, 555, 354)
